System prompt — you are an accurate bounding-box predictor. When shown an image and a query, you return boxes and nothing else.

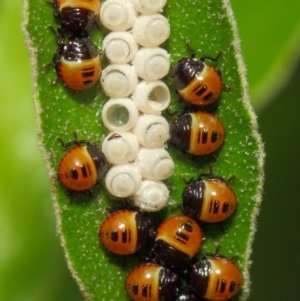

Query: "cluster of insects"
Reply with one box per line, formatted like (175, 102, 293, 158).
(169, 40, 227, 156)
(98, 164, 241, 301)
(46, 0, 101, 91)
(45, 1, 243, 300)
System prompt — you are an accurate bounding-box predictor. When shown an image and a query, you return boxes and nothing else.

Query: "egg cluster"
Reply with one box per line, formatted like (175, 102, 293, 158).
(46, 1, 244, 301)
(99, 0, 174, 211)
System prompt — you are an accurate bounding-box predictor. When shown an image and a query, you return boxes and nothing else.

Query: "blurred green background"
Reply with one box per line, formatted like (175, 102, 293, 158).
(1, 0, 299, 300)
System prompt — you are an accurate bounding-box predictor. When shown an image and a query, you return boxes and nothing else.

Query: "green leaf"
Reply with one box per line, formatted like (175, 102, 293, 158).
(23, 0, 264, 300)
(0, 0, 81, 300)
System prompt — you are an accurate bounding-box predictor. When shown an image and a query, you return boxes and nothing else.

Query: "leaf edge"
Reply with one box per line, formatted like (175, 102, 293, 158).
(222, 1, 265, 300)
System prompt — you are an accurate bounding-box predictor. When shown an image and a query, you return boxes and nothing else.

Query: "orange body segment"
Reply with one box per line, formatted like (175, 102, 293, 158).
(58, 0, 100, 14)
(125, 264, 161, 301)
(204, 258, 243, 300)
(58, 145, 98, 191)
(99, 211, 138, 255)
(189, 111, 225, 155)
(156, 215, 202, 258)
(200, 179, 237, 222)
(179, 65, 222, 106)
(59, 56, 101, 91)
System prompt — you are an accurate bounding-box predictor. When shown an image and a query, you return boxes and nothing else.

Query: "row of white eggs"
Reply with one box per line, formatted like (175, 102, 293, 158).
(100, 0, 169, 43)
(98, 0, 173, 211)
(103, 136, 173, 178)
(102, 15, 170, 52)
(100, 48, 170, 98)
(100, 11, 170, 98)
(101, 100, 169, 139)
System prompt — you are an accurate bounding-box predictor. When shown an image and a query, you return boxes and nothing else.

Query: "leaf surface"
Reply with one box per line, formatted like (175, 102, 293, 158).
(23, 0, 264, 300)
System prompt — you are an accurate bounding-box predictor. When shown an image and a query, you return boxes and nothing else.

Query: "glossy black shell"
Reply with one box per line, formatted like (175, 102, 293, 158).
(86, 144, 108, 179)
(171, 58, 205, 90)
(159, 267, 179, 300)
(188, 261, 211, 297)
(52, 1, 98, 32)
(59, 33, 99, 61)
(175, 291, 198, 301)
(60, 7, 96, 32)
(169, 113, 191, 152)
(153, 239, 191, 270)
(182, 180, 205, 218)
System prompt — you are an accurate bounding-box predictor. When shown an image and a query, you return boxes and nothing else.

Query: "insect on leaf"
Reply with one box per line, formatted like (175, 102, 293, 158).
(23, 0, 264, 300)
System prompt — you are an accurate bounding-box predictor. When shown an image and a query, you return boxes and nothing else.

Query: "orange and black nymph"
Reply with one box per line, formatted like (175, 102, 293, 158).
(57, 132, 107, 192)
(153, 215, 203, 269)
(171, 41, 227, 109)
(170, 111, 226, 156)
(182, 169, 237, 223)
(125, 263, 178, 301)
(188, 250, 242, 301)
(48, 27, 101, 91)
(99, 210, 154, 256)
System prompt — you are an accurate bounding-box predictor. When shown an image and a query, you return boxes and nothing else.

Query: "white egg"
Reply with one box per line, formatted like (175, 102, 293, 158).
(101, 98, 139, 132)
(132, 14, 170, 47)
(105, 165, 142, 198)
(130, 0, 167, 14)
(130, 180, 169, 212)
(133, 48, 170, 81)
(102, 32, 138, 64)
(132, 80, 170, 114)
(136, 148, 175, 180)
(102, 132, 140, 164)
(101, 64, 138, 98)
(132, 114, 169, 148)
(100, 0, 137, 31)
